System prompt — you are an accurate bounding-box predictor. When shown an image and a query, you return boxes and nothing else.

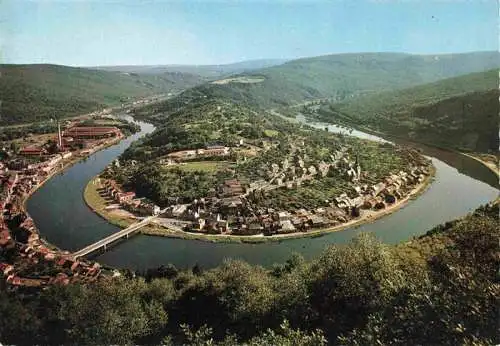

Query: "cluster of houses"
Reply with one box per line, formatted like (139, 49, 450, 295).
(0, 172, 104, 290)
(0, 235, 103, 289)
(255, 148, 362, 190)
(103, 180, 161, 216)
(0, 171, 18, 212)
(162, 194, 334, 236)
(171, 198, 332, 235)
(108, 137, 431, 238)
(6, 152, 70, 179)
(159, 160, 431, 236)
(0, 124, 129, 289)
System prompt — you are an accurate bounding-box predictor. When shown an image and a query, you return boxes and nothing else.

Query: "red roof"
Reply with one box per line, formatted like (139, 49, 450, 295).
(53, 274, 70, 286)
(19, 147, 45, 153)
(7, 276, 21, 285)
(0, 262, 11, 271)
(37, 246, 50, 254)
(0, 230, 11, 245)
(64, 127, 121, 136)
(71, 261, 80, 271)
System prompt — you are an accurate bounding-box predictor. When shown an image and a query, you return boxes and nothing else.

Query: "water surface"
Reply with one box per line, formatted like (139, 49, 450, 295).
(27, 116, 498, 270)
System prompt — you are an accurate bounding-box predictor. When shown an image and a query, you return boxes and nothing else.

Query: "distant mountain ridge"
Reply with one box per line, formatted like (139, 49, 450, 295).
(181, 51, 500, 109)
(1, 52, 498, 126)
(91, 59, 289, 78)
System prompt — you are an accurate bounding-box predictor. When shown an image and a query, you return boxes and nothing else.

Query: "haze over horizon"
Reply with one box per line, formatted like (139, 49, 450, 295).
(1, 0, 498, 67)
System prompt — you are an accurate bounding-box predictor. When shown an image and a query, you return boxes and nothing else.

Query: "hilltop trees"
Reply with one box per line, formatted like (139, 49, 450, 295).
(318, 71, 499, 153)
(0, 202, 497, 345)
(131, 165, 216, 205)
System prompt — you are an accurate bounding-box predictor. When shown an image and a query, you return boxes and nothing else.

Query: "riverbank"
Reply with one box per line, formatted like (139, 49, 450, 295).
(306, 113, 499, 186)
(21, 135, 123, 213)
(25, 105, 499, 270)
(83, 178, 136, 229)
(17, 136, 128, 255)
(461, 153, 499, 179)
(0, 131, 133, 289)
(83, 165, 436, 244)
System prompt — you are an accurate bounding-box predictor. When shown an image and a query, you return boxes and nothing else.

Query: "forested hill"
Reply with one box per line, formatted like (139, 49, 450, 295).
(0, 64, 206, 125)
(3, 52, 498, 125)
(1, 200, 497, 345)
(316, 70, 499, 152)
(176, 51, 500, 109)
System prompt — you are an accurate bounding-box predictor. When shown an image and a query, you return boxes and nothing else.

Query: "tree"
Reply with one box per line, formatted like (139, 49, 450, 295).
(46, 139, 59, 154)
(9, 141, 18, 153)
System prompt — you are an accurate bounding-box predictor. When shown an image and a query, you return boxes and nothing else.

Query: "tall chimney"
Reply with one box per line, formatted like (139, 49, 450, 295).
(57, 120, 63, 150)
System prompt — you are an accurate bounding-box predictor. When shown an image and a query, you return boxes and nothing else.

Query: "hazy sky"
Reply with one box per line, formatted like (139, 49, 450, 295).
(1, 0, 498, 66)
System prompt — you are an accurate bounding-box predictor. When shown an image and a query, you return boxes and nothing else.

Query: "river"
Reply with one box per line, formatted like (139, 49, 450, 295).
(26, 116, 499, 270)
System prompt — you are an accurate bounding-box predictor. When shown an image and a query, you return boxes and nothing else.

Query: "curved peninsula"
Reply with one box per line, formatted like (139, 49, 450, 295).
(84, 167, 434, 243)
(83, 98, 435, 243)
(24, 107, 498, 270)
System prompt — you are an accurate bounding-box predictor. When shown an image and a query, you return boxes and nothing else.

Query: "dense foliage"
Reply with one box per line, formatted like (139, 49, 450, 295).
(0, 122, 59, 142)
(2, 51, 498, 126)
(317, 70, 500, 153)
(0, 64, 206, 125)
(131, 165, 217, 204)
(0, 202, 497, 345)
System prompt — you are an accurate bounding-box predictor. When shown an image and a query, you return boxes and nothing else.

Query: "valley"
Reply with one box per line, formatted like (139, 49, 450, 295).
(0, 49, 498, 345)
(1, 0, 500, 343)
(312, 70, 499, 154)
(0, 64, 207, 125)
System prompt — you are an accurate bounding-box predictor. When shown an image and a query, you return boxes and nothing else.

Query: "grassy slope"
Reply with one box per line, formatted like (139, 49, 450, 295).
(185, 51, 500, 109)
(0, 64, 206, 125)
(319, 70, 499, 152)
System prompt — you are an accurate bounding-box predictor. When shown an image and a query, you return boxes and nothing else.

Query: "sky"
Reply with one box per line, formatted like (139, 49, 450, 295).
(1, 0, 498, 66)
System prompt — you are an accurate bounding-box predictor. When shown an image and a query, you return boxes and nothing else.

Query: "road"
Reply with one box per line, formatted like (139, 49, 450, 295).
(72, 209, 167, 258)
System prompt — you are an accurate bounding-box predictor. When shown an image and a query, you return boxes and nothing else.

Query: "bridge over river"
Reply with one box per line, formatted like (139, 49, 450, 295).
(72, 210, 167, 259)
(27, 116, 499, 270)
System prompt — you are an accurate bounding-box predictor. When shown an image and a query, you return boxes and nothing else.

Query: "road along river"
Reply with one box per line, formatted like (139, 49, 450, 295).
(27, 116, 499, 270)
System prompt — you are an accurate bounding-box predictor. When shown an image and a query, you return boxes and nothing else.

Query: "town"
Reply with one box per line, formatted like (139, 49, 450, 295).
(0, 116, 131, 289)
(96, 129, 432, 239)
(0, 3, 497, 343)
(0, 96, 435, 287)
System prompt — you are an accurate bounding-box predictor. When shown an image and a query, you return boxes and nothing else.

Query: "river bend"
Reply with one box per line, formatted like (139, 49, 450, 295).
(27, 116, 499, 270)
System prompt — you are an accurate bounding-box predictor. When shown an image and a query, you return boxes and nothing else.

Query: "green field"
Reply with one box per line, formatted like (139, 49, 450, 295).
(263, 129, 279, 137)
(174, 161, 231, 172)
(83, 179, 133, 228)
